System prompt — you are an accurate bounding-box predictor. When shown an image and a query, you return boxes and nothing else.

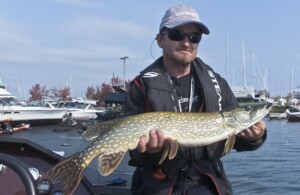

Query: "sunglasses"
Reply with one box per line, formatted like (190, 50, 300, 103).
(164, 29, 202, 44)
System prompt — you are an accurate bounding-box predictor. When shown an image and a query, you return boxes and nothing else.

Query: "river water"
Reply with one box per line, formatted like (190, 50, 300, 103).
(223, 119, 300, 195)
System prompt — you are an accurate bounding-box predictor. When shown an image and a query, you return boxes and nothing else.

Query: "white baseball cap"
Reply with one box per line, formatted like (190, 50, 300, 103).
(159, 5, 209, 34)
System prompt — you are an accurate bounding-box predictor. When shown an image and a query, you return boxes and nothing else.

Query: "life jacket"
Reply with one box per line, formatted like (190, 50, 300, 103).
(127, 56, 239, 195)
(133, 56, 238, 159)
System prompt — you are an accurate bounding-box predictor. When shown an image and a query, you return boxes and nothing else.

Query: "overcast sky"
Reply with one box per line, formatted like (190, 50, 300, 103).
(1, 0, 300, 99)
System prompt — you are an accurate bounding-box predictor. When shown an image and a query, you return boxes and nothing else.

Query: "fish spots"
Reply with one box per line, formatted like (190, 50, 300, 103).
(112, 144, 119, 148)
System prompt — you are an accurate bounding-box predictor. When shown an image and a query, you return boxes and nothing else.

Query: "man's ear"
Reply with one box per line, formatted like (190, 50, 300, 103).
(156, 33, 163, 48)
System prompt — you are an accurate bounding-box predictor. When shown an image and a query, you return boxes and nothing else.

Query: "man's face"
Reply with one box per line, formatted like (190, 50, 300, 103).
(158, 23, 201, 65)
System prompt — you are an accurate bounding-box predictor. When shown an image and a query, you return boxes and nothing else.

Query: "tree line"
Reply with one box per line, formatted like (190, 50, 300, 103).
(29, 75, 130, 103)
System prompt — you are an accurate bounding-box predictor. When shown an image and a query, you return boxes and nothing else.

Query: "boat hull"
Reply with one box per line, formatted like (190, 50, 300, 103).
(285, 107, 300, 122)
(286, 114, 300, 122)
(0, 107, 67, 125)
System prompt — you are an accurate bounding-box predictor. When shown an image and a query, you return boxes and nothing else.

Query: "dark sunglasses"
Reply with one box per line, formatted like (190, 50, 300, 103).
(164, 29, 202, 44)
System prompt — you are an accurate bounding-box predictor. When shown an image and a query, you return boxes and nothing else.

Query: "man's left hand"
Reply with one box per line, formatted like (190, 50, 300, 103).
(237, 120, 266, 141)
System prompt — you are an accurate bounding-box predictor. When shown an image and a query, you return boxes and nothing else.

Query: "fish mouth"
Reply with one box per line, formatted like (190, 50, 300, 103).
(265, 102, 273, 109)
(249, 102, 273, 120)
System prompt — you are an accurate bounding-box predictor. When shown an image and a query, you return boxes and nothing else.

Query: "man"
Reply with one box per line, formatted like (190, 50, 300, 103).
(124, 5, 267, 195)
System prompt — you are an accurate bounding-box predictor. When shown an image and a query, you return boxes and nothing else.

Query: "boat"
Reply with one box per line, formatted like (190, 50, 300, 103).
(53, 101, 105, 121)
(291, 86, 300, 99)
(0, 95, 132, 195)
(230, 41, 272, 108)
(231, 86, 255, 102)
(268, 105, 287, 120)
(231, 85, 268, 107)
(0, 86, 67, 125)
(285, 106, 300, 122)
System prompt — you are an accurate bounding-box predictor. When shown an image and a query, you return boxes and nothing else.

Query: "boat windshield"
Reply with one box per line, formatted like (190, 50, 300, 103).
(56, 102, 90, 109)
(0, 97, 24, 106)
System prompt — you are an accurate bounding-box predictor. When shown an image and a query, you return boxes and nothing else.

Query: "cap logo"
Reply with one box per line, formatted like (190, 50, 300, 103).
(175, 11, 198, 19)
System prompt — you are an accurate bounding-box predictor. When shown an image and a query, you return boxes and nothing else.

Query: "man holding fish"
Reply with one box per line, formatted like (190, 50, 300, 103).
(125, 4, 267, 195)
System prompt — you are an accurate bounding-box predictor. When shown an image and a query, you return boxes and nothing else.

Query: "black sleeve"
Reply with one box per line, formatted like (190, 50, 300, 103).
(234, 130, 267, 152)
(124, 76, 147, 116)
(124, 76, 161, 168)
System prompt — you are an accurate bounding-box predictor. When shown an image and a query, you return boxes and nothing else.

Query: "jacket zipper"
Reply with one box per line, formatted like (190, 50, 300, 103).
(192, 161, 222, 195)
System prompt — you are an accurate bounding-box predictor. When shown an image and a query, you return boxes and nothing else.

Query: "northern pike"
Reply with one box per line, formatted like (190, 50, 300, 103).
(47, 102, 272, 194)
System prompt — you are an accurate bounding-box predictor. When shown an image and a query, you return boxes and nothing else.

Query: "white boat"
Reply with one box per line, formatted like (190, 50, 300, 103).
(285, 106, 300, 122)
(0, 87, 67, 124)
(230, 41, 270, 106)
(53, 101, 105, 121)
(268, 105, 287, 120)
(231, 86, 255, 102)
(291, 89, 300, 100)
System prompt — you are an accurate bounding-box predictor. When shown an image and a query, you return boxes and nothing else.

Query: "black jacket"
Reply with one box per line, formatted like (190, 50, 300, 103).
(124, 57, 267, 195)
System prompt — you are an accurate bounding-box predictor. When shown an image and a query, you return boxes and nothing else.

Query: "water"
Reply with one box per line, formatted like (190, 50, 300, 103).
(223, 119, 300, 195)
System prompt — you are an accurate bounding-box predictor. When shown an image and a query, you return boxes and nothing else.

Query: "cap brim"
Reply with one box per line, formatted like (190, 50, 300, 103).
(165, 21, 210, 35)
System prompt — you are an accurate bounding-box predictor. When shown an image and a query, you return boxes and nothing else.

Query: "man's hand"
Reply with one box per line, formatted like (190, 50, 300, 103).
(237, 120, 266, 141)
(137, 129, 172, 153)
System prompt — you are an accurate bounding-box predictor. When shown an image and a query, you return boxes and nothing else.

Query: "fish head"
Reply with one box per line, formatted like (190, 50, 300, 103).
(248, 102, 273, 120)
(227, 102, 273, 130)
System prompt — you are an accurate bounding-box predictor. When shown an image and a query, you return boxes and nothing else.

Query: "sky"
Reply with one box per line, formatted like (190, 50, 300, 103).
(1, 0, 300, 99)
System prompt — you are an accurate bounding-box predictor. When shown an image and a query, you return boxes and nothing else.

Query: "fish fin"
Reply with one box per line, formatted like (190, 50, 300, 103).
(159, 145, 170, 165)
(223, 133, 236, 155)
(168, 141, 179, 160)
(83, 119, 118, 141)
(47, 153, 84, 195)
(98, 151, 126, 176)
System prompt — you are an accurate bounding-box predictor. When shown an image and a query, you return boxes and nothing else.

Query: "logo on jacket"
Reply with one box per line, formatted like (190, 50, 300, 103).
(142, 72, 161, 78)
(207, 70, 222, 111)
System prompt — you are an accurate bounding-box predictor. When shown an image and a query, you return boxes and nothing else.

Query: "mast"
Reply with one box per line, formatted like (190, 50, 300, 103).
(265, 68, 268, 91)
(251, 52, 256, 89)
(232, 68, 235, 87)
(225, 32, 229, 81)
(242, 41, 246, 86)
(292, 66, 294, 99)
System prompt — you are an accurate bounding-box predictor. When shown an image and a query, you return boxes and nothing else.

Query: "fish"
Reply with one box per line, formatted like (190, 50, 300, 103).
(47, 102, 272, 194)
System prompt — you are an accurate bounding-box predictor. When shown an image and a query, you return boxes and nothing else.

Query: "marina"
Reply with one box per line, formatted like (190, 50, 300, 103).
(0, 87, 68, 125)
(0, 112, 300, 194)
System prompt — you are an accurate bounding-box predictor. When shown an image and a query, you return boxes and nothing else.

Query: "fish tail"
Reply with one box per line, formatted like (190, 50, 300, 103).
(47, 154, 84, 195)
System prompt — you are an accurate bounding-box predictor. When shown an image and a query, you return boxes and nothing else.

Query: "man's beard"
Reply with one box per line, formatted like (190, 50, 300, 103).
(174, 52, 195, 65)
